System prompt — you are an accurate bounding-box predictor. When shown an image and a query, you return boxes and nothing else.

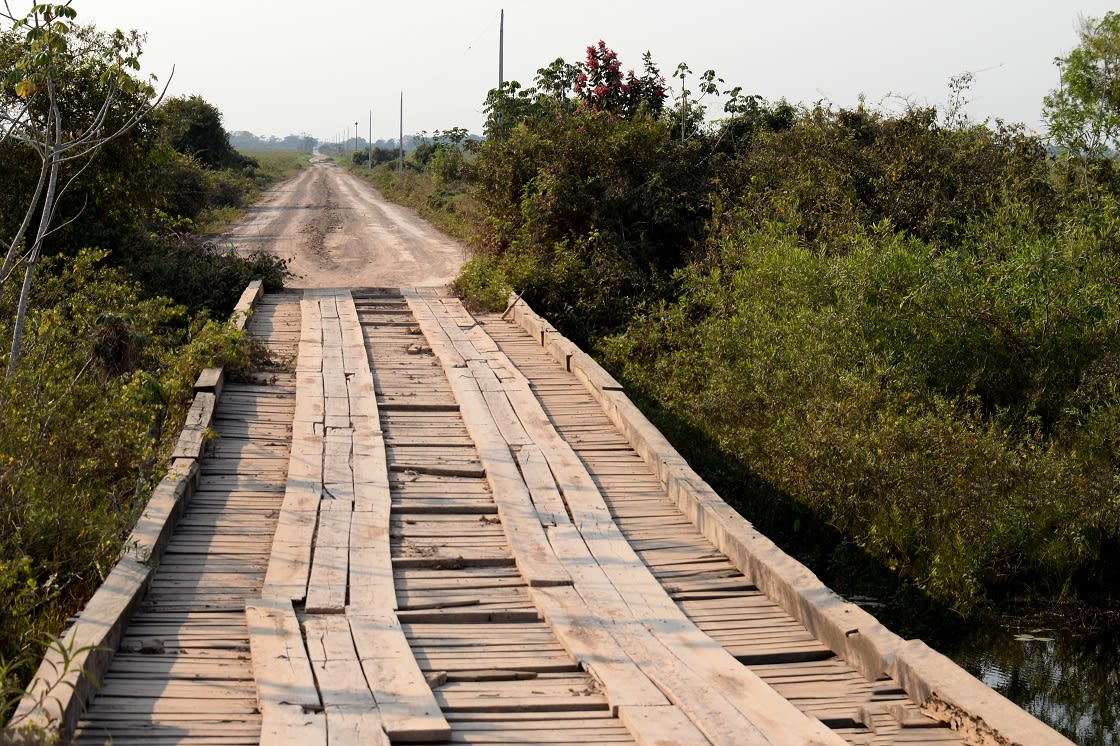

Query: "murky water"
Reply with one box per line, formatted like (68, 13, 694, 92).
(946, 620, 1119, 745)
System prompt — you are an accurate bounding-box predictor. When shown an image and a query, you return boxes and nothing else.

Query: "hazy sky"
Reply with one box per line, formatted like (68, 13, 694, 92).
(71, 1, 1115, 142)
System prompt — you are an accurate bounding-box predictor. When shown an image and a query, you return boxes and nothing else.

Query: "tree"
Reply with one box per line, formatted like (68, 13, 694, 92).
(1043, 12, 1120, 159)
(483, 42, 667, 139)
(155, 95, 248, 169)
(0, 2, 168, 377)
(573, 42, 666, 117)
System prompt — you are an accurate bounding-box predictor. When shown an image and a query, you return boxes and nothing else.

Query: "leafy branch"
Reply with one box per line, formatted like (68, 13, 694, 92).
(0, 2, 172, 377)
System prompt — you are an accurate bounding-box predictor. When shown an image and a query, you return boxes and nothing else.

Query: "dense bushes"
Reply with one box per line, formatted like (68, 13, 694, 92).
(715, 106, 1056, 248)
(445, 42, 1120, 614)
(464, 96, 710, 341)
(0, 252, 265, 691)
(602, 216, 1120, 609)
(0, 9, 298, 706)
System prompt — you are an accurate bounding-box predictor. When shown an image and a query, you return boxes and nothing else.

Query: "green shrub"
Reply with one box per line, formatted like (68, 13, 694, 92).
(715, 106, 1055, 251)
(602, 215, 1120, 610)
(114, 234, 289, 317)
(0, 250, 260, 702)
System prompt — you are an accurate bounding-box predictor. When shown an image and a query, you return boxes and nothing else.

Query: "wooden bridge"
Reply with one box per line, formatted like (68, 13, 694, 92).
(12, 284, 1069, 745)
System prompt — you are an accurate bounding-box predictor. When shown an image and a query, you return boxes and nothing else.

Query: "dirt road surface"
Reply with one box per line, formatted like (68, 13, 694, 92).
(221, 158, 466, 288)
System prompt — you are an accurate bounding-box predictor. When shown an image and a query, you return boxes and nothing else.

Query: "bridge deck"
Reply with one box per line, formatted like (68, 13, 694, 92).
(64, 288, 1001, 744)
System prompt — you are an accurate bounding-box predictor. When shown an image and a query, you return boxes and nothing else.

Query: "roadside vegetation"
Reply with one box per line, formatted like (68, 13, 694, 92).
(380, 23, 1120, 624)
(348, 130, 479, 244)
(0, 3, 297, 708)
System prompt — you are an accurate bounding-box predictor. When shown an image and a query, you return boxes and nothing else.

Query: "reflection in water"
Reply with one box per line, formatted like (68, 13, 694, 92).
(950, 622, 1119, 745)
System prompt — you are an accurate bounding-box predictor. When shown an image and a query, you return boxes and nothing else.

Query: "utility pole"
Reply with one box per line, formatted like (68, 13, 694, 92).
(398, 92, 404, 176)
(354, 121, 359, 160)
(368, 110, 373, 170)
(495, 9, 506, 134)
(680, 71, 687, 143)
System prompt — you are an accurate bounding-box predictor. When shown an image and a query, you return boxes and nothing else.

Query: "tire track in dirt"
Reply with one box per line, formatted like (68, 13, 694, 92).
(223, 159, 465, 288)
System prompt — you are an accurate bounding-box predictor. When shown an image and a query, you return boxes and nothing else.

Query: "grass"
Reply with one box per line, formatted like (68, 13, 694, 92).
(351, 163, 477, 244)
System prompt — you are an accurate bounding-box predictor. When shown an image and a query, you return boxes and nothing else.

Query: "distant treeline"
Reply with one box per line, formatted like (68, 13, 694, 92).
(230, 130, 318, 152)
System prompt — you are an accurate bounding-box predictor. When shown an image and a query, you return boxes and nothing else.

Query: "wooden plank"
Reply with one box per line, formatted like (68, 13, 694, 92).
(439, 299, 848, 746)
(349, 508, 395, 612)
(305, 500, 352, 614)
(245, 599, 320, 709)
(336, 293, 372, 380)
(260, 703, 326, 746)
(324, 367, 351, 429)
(530, 585, 668, 713)
(231, 280, 262, 331)
(405, 297, 570, 590)
(193, 366, 225, 399)
(411, 296, 708, 740)
(126, 461, 197, 565)
(262, 510, 316, 603)
(245, 599, 324, 746)
(294, 371, 325, 423)
(171, 393, 216, 460)
(424, 299, 481, 365)
(347, 610, 451, 743)
(265, 293, 327, 606)
(303, 616, 389, 746)
(494, 363, 843, 745)
(323, 430, 355, 505)
(617, 704, 713, 746)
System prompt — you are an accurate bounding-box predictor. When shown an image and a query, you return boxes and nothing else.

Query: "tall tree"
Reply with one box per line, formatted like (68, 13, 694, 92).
(0, 2, 167, 377)
(1043, 11, 1120, 159)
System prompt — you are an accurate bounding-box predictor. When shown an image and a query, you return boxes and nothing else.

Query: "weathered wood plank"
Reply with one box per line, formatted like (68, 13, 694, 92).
(406, 296, 569, 591)
(349, 505, 395, 613)
(437, 298, 847, 746)
(245, 599, 319, 709)
(262, 510, 316, 603)
(304, 616, 389, 746)
(171, 393, 216, 461)
(260, 703, 326, 746)
(348, 610, 451, 743)
(246, 599, 325, 746)
(305, 500, 352, 614)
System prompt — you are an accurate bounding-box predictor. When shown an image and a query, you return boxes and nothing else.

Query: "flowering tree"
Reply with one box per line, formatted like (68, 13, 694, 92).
(573, 41, 666, 118)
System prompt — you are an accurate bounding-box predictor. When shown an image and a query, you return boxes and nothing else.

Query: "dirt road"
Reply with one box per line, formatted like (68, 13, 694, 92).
(221, 158, 466, 288)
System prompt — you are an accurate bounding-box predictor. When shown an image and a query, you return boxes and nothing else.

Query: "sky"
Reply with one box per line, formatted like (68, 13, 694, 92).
(67, 1, 1119, 143)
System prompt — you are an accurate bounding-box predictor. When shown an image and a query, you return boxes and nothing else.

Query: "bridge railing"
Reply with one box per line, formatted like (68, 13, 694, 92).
(505, 293, 1072, 746)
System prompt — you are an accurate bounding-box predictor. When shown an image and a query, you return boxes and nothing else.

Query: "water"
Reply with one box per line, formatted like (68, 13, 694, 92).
(944, 617, 1119, 745)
